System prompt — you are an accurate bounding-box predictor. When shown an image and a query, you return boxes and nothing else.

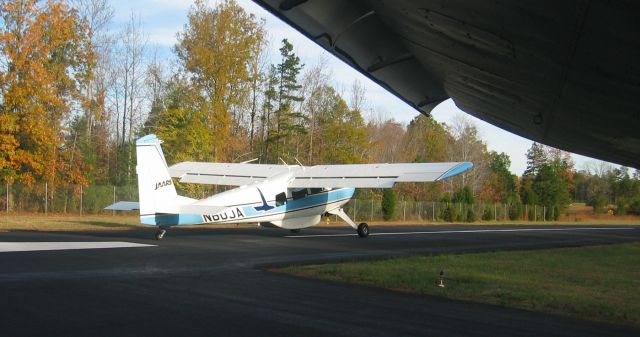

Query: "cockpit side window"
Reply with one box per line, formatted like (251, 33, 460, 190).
(292, 188, 308, 200)
(275, 192, 287, 206)
(309, 188, 323, 195)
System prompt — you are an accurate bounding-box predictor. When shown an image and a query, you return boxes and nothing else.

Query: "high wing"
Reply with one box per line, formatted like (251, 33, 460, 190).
(168, 161, 472, 188)
(289, 162, 473, 188)
(169, 162, 290, 186)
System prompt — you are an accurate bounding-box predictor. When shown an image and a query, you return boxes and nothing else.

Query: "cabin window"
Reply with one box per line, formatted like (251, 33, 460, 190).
(309, 188, 323, 195)
(275, 192, 287, 206)
(292, 188, 308, 200)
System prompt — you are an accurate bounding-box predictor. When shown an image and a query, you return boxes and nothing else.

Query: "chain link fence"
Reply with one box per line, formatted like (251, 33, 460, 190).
(1, 183, 550, 222)
(342, 199, 549, 223)
(1, 183, 137, 215)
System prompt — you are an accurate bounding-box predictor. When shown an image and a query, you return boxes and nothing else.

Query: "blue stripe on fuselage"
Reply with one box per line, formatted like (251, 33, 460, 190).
(140, 213, 203, 226)
(242, 187, 355, 218)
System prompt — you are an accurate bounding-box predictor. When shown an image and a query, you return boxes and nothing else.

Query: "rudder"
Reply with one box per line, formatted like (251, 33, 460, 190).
(136, 134, 179, 217)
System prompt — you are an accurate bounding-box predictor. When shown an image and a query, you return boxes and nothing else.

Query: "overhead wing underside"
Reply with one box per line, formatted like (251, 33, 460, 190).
(168, 161, 473, 188)
(169, 162, 290, 186)
(289, 162, 472, 188)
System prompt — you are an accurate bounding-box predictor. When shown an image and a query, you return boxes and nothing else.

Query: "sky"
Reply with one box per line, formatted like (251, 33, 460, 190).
(109, 0, 616, 175)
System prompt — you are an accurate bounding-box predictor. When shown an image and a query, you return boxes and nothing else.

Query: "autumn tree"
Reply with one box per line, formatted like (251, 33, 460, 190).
(246, 35, 268, 153)
(174, 0, 265, 162)
(397, 114, 450, 201)
(317, 87, 367, 164)
(69, 0, 114, 185)
(367, 119, 405, 163)
(0, 0, 94, 189)
(444, 115, 489, 197)
(402, 114, 449, 163)
(481, 151, 518, 203)
(299, 59, 331, 163)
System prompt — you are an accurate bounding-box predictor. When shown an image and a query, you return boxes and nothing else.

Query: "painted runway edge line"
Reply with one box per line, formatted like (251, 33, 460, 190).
(0, 241, 156, 253)
(284, 227, 637, 238)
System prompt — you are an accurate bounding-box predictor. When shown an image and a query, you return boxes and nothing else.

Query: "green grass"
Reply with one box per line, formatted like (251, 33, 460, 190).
(0, 214, 145, 231)
(0, 214, 258, 231)
(279, 243, 640, 327)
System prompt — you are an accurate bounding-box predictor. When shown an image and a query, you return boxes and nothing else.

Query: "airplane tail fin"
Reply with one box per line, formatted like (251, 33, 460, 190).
(136, 135, 187, 220)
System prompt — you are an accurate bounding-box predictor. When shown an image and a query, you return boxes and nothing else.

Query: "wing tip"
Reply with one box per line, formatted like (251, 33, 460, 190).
(437, 162, 474, 180)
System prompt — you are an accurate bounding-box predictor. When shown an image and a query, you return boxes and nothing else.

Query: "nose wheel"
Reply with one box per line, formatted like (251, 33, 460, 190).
(357, 223, 369, 238)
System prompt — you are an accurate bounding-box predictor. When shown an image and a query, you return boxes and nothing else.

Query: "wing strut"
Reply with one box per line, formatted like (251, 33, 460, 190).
(328, 208, 357, 229)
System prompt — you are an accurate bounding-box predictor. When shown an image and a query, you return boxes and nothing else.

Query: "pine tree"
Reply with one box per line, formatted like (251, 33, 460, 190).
(524, 142, 548, 177)
(381, 188, 397, 221)
(267, 38, 305, 161)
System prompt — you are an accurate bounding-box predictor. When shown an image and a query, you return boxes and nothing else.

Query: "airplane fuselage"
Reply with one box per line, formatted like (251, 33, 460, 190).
(140, 172, 355, 229)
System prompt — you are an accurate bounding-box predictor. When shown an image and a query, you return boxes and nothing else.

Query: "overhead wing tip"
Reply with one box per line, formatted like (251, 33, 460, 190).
(437, 162, 474, 180)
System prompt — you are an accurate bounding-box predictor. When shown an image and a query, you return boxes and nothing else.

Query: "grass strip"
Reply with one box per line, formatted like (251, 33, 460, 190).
(279, 243, 640, 327)
(0, 214, 144, 231)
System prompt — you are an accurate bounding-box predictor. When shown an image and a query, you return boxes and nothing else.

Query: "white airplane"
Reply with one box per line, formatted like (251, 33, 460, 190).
(107, 134, 473, 240)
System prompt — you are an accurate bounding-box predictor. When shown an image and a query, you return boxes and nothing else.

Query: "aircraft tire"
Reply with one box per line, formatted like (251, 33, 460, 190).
(357, 223, 369, 238)
(155, 229, 166, 240)
(290, 229, 300, 234)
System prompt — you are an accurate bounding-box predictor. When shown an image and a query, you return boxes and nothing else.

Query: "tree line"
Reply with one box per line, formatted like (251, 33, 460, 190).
(1, 0, 639, 217)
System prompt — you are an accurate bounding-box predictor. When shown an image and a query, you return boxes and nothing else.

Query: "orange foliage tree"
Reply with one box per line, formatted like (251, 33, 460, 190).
(0, 0, 94, 190)
(174, 0, 265, 162)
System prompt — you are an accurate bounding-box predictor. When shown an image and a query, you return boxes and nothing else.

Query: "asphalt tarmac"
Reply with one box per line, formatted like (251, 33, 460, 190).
(1, 224, 639, 336)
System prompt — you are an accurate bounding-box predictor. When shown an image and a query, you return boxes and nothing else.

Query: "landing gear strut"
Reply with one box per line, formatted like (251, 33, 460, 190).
(155, 228, 168, 240)
(328, 208, 370, 238)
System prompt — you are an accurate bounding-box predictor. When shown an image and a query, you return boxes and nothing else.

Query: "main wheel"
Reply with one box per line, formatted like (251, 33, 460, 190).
(155, 228, 167, 240)
(290, 229, 300, 234)
(357, 223, 369, 238)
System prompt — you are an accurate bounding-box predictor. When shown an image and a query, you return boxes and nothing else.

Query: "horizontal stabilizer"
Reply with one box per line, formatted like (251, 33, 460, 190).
(104, 201, 140, 211)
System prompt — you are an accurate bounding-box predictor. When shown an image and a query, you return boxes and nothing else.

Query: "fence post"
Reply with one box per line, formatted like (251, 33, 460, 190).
(534, 205, 537, 221)
(371, 199, 374, 221)
(353, 198, 357, 222)
(403, 200, 406, 222)
(112, 186, 116, 216)
(5, 183, 8, 213)
(45, 182, 48, 215)
(494, 203, 497, 221)
(504, 204, 507, 221)
(432, 202, 435, 221)
(80, 185, 83, 216)
(525, 204, 528, 221)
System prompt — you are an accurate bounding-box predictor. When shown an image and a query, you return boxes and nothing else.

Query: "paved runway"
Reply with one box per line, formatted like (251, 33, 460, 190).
(1, 224, 639, 336)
